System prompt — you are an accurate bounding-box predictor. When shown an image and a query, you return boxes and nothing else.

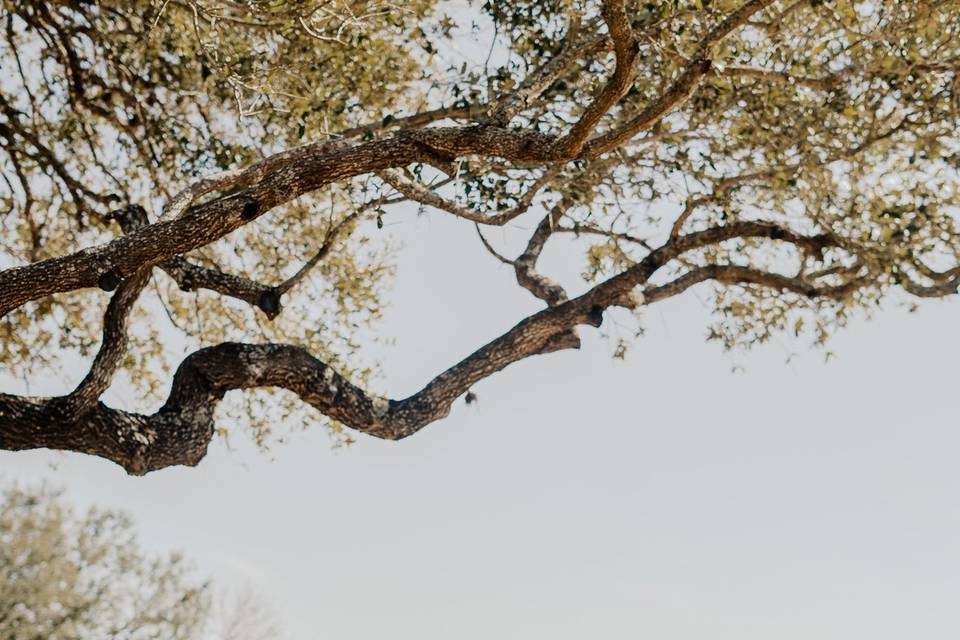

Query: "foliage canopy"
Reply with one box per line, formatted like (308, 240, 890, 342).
(0, 484, 208, 639)
(1, 0, 959, 473)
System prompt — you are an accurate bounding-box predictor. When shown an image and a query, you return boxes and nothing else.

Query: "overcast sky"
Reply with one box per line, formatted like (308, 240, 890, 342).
(3, 202, 960, 639)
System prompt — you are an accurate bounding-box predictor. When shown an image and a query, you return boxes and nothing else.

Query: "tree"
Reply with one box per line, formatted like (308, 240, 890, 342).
(207, 585, 285, 640)
(1, 0, 958, 474)
(0, 484, 208, 639)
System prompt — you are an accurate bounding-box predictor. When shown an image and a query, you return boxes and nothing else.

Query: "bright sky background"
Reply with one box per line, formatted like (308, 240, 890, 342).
(3, 202, 960, 639)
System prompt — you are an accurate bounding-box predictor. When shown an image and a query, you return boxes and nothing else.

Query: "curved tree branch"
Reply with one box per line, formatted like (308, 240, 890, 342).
(513, 202, 571, 307)
(0, 218, 863, 475)
(552, 0, 637, 158)
(56, 267, 151, 415)
(643, 263, 866, 304)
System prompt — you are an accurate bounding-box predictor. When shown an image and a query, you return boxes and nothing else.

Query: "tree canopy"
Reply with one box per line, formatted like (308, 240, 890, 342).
(0, 483, 284, 638)
(1, 0, 959, 474)
(0, 484, 207, 639)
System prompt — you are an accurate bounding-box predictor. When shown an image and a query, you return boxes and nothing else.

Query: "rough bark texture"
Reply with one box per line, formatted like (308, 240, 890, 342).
(3, 0, 958, 474)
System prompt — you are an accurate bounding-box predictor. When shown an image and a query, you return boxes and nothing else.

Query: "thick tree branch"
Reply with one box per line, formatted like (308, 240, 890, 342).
(109, 204, 284, 317)
(110, 202, 359, 318)
(0, 125, 563, 317)
(160, 258, 280, 315)
(0, 219, 858, 474)
(0, 300, 597, 474)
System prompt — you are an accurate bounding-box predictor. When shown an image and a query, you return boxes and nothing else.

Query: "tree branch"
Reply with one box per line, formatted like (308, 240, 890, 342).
(513, 202, 571, 306)
(0, 218, 856, 474)
(377, 167, 558, 226)
(0, 125, 563, 317)
(643, 263, 865, 304)
(488, 34, 611, 125)
(274, 211, 359, 296)
(581, 0, 778, 156)
(56, 268, 151, 415)
(109, 204, 285, 318)
(552, 0, 637, 158)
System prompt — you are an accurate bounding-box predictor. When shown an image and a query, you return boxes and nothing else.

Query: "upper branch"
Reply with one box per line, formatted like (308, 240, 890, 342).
(0, 125, 562, 317)
(488, 35, 611, 125)
(552, 0, 638, 158)
(581, 0, 778, 156)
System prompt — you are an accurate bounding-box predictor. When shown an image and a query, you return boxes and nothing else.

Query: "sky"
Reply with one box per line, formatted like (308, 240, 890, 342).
(3, 204, 960, 639)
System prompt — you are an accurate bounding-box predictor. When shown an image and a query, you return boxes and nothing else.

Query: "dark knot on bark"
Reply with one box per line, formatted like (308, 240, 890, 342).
(241, 199, 260, 220)
(98, 269, 121, 291)
(586, 305, 605, 328)
(257, 289, 282, 318)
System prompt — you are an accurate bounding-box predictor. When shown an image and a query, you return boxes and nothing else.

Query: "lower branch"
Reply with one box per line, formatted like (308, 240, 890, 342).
(0, 220, 884, 475)
(513, 203, 571, 306)
(0, 295, 600, 475)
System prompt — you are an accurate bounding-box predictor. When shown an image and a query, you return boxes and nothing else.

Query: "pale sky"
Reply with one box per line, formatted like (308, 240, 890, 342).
(3, 205, 960, 639)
